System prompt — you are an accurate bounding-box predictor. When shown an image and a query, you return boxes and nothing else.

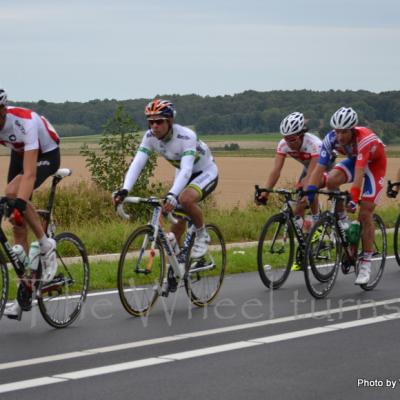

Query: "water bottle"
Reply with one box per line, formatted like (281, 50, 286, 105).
(28, 241, 40, 271)
(12, 245, 30, 269)
(347, 221, 360, 245)
(166, 232, 180, 255)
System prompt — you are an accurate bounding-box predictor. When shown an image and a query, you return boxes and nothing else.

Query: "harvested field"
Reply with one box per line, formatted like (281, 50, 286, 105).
(0, 155, 399, 208)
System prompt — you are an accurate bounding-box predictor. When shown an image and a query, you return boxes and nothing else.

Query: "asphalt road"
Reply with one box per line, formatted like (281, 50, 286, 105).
(1, 258, 400, 400)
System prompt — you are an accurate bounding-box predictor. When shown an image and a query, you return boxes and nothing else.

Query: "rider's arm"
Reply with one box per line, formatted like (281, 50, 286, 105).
(169, 153, 195, 196)
(301, 156, 319, 188)
(122, 148, 150, 192)
(17, 149, 38, 201)
(265, 154, 285, 189)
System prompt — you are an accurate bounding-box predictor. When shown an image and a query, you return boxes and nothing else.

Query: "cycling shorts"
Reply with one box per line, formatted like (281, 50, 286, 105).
(333, 157, 387, 204)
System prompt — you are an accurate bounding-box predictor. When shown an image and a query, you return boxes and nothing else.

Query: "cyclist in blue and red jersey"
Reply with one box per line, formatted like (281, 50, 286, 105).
(307, 107, 387, 285)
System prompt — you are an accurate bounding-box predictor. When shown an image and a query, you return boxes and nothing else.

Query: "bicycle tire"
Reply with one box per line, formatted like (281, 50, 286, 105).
(304, 213, 341, 299)
(0, 252, 8, 320)
(394, 214, 400, 267)
(360, 213, 387, 291)
(118, 225, 165, 317)
(38, 232, 90, 328)
(185, 223, 226, 307)
(257, 213, 294, 289)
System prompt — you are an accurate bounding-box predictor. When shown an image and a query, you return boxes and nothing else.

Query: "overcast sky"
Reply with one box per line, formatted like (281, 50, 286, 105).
(2, 0, 399, 102)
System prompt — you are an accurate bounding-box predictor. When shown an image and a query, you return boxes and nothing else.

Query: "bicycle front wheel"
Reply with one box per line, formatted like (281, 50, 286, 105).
(185, 224, 226, 307)
(118, 225, 165, 317)
(304, 214, 341, 299)
(0, 253, 8, 320)
(257, 213, 294, 289)
(360, 213, 387, 291)
(38, 232, 90, 328)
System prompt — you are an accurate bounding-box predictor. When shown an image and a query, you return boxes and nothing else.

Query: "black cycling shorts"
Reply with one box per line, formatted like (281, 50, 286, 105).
(7, 148, 61, 189)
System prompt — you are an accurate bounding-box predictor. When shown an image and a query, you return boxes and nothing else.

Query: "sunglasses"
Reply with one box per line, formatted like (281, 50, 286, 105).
(148, 119, 167, 126)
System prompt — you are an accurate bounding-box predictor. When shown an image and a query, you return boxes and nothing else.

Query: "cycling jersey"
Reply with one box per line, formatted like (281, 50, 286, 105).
(276, 133, 322, 168)
(0, 107, 59, 153)
(123, 124, 217, 196)
(319, 127, 387, 204)
(318, 127, 385, 168)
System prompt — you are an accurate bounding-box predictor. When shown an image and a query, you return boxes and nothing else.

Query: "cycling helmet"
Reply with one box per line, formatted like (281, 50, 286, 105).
(145, 99, 176, 119)
(0, 89, 7, 106)
(330, 107, 358, 129)
(280, 112, 305, 136)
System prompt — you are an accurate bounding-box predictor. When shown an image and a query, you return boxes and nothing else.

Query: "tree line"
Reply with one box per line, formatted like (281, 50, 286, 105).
(10, 89, 400, 143)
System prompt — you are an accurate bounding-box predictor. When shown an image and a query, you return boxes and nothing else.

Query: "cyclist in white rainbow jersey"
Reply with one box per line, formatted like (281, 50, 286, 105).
(256, 112, 333, 222)
(113, 99, 218, 259)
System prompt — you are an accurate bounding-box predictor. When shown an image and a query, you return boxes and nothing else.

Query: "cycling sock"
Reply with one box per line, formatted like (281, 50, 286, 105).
(39, 235, 52, 252)
(338, 211, 347, 221)
(362, 251, 373, 261)
(195, 225, 206, 236)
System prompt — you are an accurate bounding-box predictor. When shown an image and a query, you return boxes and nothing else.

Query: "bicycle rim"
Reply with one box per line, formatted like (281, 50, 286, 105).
(257, 213, 294, 289)
(304, 215, 340, 299)
(185, 224, 226, 307)
(118, 225, 165, 317)
(38, 232, 90, 328)
(360, 213, 387, 291)
(0, 255, 8, 319)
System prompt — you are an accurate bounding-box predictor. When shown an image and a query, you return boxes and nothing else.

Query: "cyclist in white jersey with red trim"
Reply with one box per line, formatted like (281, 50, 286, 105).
(256, 112, 331, 223)
(0, 89, 60, 319)
(113, 99, 218, 259)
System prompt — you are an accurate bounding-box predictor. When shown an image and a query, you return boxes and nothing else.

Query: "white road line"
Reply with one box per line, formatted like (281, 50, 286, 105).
(1, 312, 400, 394)
(1, 297, 400, 371)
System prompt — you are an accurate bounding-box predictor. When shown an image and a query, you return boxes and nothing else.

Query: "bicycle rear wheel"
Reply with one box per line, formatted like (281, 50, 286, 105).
(394, 214, 400, 267)
(0, 253, 8, 319)
(38, 232, 90, 328)
(304, 214, 341, 299)
(118, 225, 165, 317)
(185, 224, 226, 307)
(360, 213, 387, 291)
(257, 213, 294, 289)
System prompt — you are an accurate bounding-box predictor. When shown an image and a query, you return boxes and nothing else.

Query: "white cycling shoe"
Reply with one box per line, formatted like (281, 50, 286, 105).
(4, 301, 22, 320)
(191, 231, 210, 259)
(355, 260, 371, 285)
(41, 238, 58, 283)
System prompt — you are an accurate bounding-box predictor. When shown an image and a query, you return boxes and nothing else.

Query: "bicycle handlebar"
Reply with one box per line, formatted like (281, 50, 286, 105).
(117, 196, 179, 224)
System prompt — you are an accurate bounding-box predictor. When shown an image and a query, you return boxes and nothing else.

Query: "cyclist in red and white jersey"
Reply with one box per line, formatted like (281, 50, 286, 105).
(256, 112, 331, 222)
(0, 89, 60, 319)
(307, 107, 387, 285)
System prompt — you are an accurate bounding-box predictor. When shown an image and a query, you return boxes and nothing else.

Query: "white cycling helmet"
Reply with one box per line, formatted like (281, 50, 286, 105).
(330, 107, 358, 129)
(0, 89, 7, 106)
(280, 112, 305, 136)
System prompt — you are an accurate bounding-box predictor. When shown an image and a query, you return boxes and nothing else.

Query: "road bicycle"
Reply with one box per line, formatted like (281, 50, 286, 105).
(303, 189, 386, 299)
(116, 196, 226, 316)
(255, 185, 312, 289)
(0, 168, 90, 328)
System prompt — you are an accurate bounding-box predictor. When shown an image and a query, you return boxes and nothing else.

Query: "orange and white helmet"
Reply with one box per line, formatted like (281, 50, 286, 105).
(144, 99, 176, 119)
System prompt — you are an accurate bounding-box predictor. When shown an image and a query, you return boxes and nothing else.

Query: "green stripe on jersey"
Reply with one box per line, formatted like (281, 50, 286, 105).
(139, 146, 152, 155)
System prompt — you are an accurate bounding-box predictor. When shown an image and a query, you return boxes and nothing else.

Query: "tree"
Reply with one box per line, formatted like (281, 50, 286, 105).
(80, 105, 158, 194)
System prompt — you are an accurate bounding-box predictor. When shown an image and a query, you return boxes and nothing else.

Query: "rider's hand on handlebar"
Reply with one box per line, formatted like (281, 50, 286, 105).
(346, 200, 358, 213)
(255, 191, 268, 206)
(387, 188, 399, 198)
(162, 193, 178, 213)
(112, 189, 128, 206)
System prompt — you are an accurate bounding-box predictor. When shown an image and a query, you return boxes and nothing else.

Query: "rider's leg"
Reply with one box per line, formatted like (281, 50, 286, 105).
(326, 167, 350, 216)
(358, 201, 375, 253)
(178, 187, 203, 228)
